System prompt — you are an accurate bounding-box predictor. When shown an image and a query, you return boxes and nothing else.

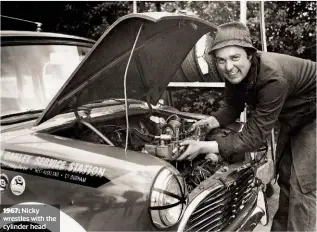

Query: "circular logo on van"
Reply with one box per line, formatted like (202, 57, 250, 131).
(0, 174, 9, 192)
(10, 175, 26, 195)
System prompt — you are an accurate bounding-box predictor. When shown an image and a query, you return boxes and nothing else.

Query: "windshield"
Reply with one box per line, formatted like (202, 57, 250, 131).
(1, 44, 91, 116)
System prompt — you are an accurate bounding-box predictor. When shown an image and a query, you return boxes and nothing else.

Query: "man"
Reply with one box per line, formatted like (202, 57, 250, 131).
(178, 21, 316, 231)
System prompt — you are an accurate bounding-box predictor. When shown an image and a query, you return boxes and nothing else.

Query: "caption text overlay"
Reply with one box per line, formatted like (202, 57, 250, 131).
(0, 204, 60, 231)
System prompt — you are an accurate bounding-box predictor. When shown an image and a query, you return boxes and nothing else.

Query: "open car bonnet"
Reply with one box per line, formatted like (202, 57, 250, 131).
(35, 12, 217, 125)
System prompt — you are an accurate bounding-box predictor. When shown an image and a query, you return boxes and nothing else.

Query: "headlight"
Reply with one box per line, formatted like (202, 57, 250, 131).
(149, 168, 187, 229)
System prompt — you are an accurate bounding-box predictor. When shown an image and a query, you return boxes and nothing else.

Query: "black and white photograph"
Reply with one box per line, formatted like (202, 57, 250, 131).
(0, 1, 316, 232)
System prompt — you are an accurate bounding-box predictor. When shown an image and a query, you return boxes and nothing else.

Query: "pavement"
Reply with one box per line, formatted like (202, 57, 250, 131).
(254, 183, 280, 232)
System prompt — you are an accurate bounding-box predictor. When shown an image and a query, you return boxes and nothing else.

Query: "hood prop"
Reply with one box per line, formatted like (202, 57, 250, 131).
(73, 106, 114, 146)
(124, 23, 144, 152)
(146, 99, 153, 117)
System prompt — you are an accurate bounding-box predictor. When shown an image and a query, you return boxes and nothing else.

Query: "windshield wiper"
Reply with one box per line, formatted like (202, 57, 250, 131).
(79, 98, 153, 117)
(76, 99, 146, 109)
(1, 109, 43, 120)
(1, 110, 43, 125)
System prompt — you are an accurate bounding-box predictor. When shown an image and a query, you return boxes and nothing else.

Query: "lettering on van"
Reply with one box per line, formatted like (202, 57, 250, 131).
(0, 150, 110, 187)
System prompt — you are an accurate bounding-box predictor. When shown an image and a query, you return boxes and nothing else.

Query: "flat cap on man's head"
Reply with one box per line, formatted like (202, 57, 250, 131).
(210, 21, 257, 53)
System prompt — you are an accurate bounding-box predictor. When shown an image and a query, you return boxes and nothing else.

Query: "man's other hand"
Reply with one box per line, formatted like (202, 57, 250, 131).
(177, 140, 220, 161)
(187, 116, 220, 134)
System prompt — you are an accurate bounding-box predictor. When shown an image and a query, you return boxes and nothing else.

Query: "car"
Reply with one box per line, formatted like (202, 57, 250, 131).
(1, 12, 269, 232)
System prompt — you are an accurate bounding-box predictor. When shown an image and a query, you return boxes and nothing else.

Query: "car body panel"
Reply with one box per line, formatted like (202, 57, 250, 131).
(0, 169, 159, 231)
(1, 130, 172, 231)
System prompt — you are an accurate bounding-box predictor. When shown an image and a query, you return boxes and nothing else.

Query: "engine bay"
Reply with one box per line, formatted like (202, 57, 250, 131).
(48, 110, 248, 192)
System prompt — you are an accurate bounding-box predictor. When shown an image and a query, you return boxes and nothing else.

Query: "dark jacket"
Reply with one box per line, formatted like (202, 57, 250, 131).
(212, 52, 316, 192)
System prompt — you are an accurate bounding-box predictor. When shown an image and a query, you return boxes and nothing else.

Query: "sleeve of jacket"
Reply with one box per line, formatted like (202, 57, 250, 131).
(211, 82, 246, 126)
(216, 77, 289, 159)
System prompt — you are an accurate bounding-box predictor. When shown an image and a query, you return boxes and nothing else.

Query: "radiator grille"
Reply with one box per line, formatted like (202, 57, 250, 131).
(185, 167, 255, 232)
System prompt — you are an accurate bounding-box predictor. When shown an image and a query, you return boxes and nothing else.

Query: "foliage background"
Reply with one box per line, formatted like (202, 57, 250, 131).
(1, 1, 316, 115)
(2, 1, 315, 60)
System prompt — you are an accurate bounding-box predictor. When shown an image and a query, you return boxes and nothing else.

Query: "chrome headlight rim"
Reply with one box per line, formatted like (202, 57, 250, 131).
(149, 167, 187, 229)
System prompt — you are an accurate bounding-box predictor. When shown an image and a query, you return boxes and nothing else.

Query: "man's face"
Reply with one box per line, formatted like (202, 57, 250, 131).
(214, 46, 251, 84)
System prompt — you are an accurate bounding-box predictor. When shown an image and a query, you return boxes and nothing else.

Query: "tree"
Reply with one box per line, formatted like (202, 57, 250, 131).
(2, 1, 315, 60)
(138, 1, 316, 61)
(2, 1, 315, 115)
(184, 1, 316, 61)
(56, 2, 131, 40)
(1, 2, 67, 32)
(256, 1, 316, 61)
(1, 1, 131, 40)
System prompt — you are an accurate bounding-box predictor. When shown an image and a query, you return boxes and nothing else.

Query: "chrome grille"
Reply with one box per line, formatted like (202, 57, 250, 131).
(185, 167, 255, 232)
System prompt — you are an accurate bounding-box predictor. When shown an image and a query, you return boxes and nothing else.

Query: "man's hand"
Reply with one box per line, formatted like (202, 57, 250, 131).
(187, 116, 220, 134)
(177, 140, 219, 161)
